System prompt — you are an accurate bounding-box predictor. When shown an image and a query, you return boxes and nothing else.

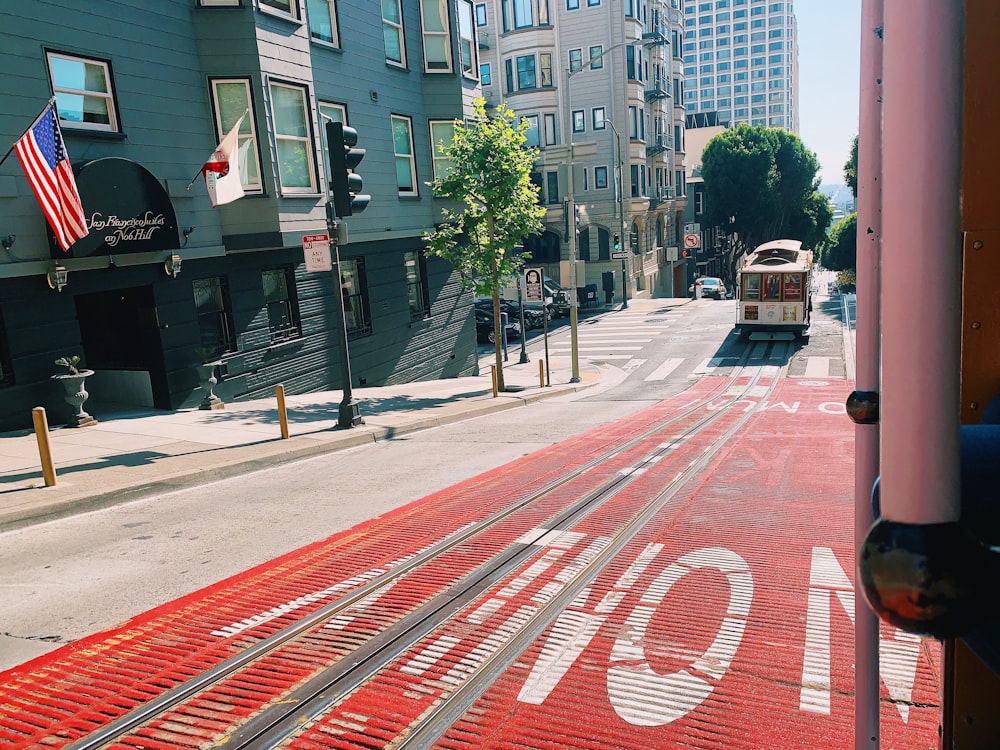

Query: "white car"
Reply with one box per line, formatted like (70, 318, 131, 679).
(695, 277, 726, 300)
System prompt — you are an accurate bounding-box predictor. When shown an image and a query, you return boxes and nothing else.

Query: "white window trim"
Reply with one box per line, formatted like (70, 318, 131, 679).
(392, 114, 418, 196)
(420, 0, 453, 73)
(211, 78, 263, 193)
(269, 80, 318, 194)
(306, 0, 339, 45)
(47, 51, 119, 132)
(429, 119, 457, 179)
(459, 0, 478, 79)
(258, 0, 301, 20)
(383, 0, 407, 68)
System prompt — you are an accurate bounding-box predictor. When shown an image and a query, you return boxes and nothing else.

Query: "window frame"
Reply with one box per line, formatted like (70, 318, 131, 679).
(383, 0, 407, 67)
(459, 0, 478, 78)
(46, 50, 120, 133)
(594, 165, 609, 189)
(210, 77, 263, 195)
(306, 0, 339, 45)
(259, 0, 300, 19)
(268, 79, 319, 195)
(429, 119, 457, 179)
(341, 256, 373, 338)
(420, 0, 453, 72)
(193, 276, 237, 360)
(392, 114, 418, 196)
(405, 250, 431, 320)
(592, 107, 606, 130)
(262, 267, 302, 343)
(589, 45, 604, 69)
(572, 109, 585, 133)
(318, 101, 346, 190)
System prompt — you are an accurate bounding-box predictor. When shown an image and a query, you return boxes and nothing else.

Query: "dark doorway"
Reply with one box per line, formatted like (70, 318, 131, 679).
(75, 286, 170, 408)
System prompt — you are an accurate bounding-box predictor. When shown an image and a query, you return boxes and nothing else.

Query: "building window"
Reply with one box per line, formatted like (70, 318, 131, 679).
(459, 1, 478, 77)
(0, 309, 12, 387)
(211, 78, 262, 193)
(588, 0, 600, 5)
(594, 165, 608, 189)
(511, 0, 533, 27)
(567, 0, 579, 8)
(522, 114, 539, 147)
(475, 2, 487, 24)
(539, 53, 553, 87)
(589, 45, 603, 69)
(543, 112, 557, 145)
(340, 257, 372, 338)
(306, 0, 338, 44)
(572, 109, 585, 133)
(269, 80, 317, 193)
(429, 119, 456, 178)
(592, 107, 606, 129)
(421, 0, 452, 72)
(318, 101, 346, 189)
(546, 170, 559, 204)
(260, 0, 298, 16)
(516, 55, 537, 89)
(481, 63, 492, 85)
(46, 51, 119, 132)
(569, 48, 583, 73)
(392, 114, 418, 195)
(383, 0, 406, 67)
(193, 277, 236, 360)
(262, 268, 301, 342)
(630, 164, 640, 197)
(405, 250, 430, 319)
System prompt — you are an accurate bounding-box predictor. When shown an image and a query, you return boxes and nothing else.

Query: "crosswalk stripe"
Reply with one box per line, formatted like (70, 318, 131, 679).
(643, 358, 684, 381)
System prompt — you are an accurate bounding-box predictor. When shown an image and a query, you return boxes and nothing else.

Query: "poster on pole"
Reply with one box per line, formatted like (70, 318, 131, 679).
(524, 267, 544, 302)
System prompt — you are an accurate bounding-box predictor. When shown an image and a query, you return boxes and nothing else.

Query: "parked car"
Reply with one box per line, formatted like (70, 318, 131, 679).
(695, 277, 726, 299)
(474, 298, 546, 330)
(475, 307, 520, 344)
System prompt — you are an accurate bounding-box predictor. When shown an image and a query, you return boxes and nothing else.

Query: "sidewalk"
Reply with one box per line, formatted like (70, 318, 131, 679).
(0, 353, 601, 532)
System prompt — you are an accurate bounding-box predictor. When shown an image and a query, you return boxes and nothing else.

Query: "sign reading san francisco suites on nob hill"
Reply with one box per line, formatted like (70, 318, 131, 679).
(54, 157, 180, 258)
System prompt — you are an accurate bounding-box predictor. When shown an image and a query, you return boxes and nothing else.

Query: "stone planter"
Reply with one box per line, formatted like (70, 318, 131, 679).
(52, 370, 97, 427)
(197, 362, 224, 410)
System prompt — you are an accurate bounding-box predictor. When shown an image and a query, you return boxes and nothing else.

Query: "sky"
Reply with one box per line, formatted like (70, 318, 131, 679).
(794, 0, 862, 186)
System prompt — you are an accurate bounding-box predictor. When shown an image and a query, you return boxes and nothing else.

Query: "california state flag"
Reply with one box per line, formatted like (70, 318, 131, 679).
(202, 111, 248, 207)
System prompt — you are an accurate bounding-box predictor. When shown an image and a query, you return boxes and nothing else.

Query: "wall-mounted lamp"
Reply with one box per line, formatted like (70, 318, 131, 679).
(1, 235, 14, 251)
(47, 263, 68, 292)
(164, 253, 182, 278)
(182, 226, 196, 247)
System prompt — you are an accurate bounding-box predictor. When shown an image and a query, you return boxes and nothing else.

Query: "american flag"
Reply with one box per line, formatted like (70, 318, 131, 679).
(14, 102, 89, 252)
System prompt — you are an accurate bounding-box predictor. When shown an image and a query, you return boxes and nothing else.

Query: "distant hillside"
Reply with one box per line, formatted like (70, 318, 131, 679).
(820, 184, 856, 218)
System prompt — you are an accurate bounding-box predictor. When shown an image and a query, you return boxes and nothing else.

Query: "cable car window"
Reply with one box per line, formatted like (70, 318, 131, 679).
(743, 273, 760, 300)
(762, 273, 781, 300)
(783, 273, 802, 301)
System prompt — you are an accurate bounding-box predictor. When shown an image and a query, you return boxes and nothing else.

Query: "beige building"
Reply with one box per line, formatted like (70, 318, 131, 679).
(475, 0, 689, 301)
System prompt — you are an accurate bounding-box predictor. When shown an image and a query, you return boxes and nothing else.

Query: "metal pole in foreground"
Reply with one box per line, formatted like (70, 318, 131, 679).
(854, 1, 884, 747)
(516, 274, 529, 364)
(327, 206, 362, 428)
(32, 407, 56, 487)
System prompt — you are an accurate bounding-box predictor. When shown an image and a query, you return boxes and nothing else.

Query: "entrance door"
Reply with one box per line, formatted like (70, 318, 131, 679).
(74, 286, 169, 409)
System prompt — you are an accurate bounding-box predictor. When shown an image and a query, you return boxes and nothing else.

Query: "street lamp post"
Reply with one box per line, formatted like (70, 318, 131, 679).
(600, 119, 628, 309)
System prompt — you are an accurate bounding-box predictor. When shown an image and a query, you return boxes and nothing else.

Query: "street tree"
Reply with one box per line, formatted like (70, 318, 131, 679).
(825, 212, 858, 274)
(700, 124, 832, 280)
(424, 98, 544, 391)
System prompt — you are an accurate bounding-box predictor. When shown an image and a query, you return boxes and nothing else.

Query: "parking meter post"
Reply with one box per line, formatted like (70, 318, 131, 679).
(501, 311, 509, 362)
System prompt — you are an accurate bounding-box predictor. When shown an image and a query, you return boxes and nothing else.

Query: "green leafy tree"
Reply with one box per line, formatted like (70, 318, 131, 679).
(844, 135, 858, 199)
(824, 212, 857, 273)
(424, 98, 545, 391)
(700, 124, 832, 281)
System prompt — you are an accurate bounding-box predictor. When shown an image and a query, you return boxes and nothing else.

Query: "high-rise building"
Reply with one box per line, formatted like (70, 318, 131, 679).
(681, 0, 799, 131)
(476, 0, 690, 300)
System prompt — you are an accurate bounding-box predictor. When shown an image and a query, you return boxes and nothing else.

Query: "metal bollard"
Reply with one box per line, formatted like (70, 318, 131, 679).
(32, 407, 56, 487)
(276, 384, 289, 439)
(539, 359, 545, 388)
(490, 365, 498, 398)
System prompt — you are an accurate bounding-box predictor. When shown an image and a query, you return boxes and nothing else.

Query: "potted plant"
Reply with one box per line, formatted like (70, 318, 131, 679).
(194, 347, 224, 410)
(52, 355, 97, 427)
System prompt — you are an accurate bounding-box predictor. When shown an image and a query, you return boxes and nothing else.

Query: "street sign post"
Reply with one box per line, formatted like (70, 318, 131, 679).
(611, 251, 629, 260)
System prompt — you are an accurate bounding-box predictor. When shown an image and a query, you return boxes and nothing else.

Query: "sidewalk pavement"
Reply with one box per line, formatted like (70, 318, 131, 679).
(0, 352, 601, 532)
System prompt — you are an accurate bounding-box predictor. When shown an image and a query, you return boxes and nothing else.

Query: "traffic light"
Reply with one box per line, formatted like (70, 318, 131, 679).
(327, 120, 370, 218)
(613, 234, 620, 252)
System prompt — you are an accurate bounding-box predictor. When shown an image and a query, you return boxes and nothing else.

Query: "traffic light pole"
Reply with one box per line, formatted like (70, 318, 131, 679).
(327, 205, 362, 428)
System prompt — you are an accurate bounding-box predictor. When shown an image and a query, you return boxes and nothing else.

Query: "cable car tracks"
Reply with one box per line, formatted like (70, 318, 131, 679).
(17, 343, 792, 750)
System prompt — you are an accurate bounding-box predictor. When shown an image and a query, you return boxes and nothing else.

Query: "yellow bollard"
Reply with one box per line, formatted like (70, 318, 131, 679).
(32, 407, 56, 487)
(276, 384, 290, 439)
(538, 359, 545, 388)
(490, 365, 498, 398)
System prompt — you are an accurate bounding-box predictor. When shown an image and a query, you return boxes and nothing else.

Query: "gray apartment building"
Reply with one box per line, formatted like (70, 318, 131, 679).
(475, 0, 689, 301)
(681, 0, 799, 131)
(0, 0, 483, 431)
